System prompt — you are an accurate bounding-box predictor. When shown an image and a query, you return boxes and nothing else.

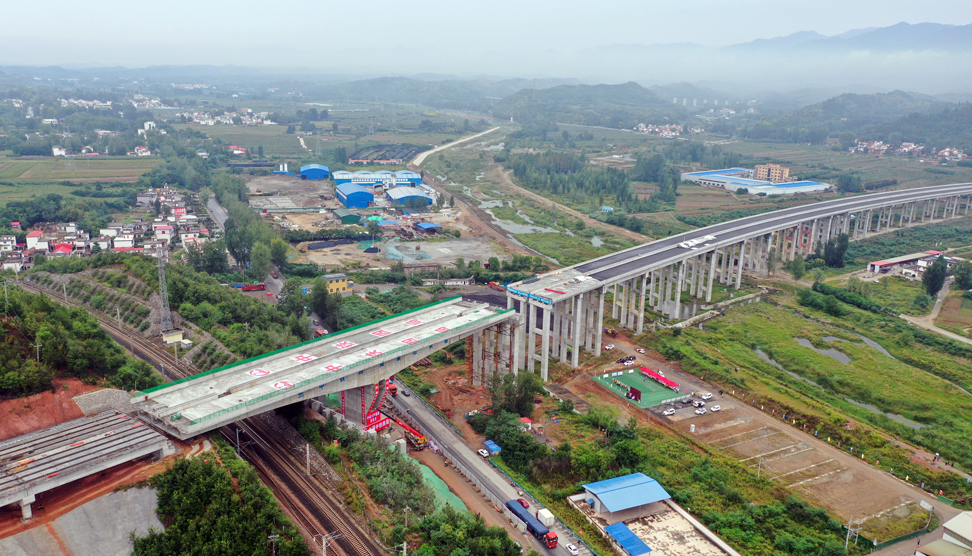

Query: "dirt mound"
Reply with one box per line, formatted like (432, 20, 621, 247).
(0, 379, 99, 442)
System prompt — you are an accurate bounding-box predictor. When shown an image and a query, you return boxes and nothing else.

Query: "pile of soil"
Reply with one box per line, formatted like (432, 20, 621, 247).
(0, 379, 99, 442)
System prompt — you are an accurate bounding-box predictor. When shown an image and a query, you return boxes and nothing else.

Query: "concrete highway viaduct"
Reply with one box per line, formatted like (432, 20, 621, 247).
(505, 183, 972, 378)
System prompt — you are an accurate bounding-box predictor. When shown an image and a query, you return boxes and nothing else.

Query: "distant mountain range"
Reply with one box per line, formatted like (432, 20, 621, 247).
(725, 22, 972, 53)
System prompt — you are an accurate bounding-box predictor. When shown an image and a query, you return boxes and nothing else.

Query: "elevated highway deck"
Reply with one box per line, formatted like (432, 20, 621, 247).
(132, 297, 517, 439)
(0, 412, 172, 521)
(506, 183, 972, 377)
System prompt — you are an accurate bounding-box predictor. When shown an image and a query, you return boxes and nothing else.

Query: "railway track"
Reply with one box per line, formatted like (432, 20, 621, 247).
(16, 279, 388, 555)
(18, 281, 188, 375)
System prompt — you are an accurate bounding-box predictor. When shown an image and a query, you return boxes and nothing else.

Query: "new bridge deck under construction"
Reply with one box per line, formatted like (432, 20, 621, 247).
(0, 412, 170, 516)
(133, 297, 514, 438)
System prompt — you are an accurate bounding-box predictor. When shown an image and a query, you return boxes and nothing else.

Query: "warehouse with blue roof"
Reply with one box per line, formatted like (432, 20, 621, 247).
(333, 169, 422, 187)
(681, 168, 831, 195)
(386, 187, 433, 206)
(337, 183, 374, 209)
(582, 473, 671, 523)
(300, 164, 330, 180)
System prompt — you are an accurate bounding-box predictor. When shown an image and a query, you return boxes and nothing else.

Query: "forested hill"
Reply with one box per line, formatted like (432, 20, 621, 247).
(776, 91, 946, 129)
(307, 77, 494, 112)
(747, 91, 954, 143)
(871, 103, 972, 151)
(494, 82, 685, 128)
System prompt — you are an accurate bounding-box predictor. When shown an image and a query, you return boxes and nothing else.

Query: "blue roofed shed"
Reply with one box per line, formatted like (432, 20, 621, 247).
(336, 183, 374, 209)
(300, 164, 330, 180)
(583, 473, 671, 523)
(416, 222, 441, 232)
(604, 523, 652, 556)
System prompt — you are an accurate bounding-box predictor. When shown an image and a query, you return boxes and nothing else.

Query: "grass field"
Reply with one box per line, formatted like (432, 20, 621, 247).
(175, 124, 305, 156)
(936, 291, 972, 332)
(0, 157, 157, 183)
(593, 369, 682, 408)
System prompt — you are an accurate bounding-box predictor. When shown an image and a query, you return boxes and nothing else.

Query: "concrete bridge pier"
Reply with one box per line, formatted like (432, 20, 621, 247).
(20, 495, 34, 522)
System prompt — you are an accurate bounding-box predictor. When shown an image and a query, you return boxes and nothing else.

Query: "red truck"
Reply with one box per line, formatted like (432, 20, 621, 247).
(488, 282, 506, 291)
(242, 282, 266, 291)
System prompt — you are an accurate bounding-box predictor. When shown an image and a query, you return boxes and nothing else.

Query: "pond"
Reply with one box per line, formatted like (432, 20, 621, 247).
(843, 398, 926, 430)
(755, 347, 822, 387)
(794, 338, 853, 364)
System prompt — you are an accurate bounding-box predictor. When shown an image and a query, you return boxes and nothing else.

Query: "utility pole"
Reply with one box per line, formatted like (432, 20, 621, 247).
(269, 534, 280, 556)
(32, 343, 42, 362)
(401, 540, 407, 556)
(314, 532, 341, 556)
(306, 443, 311, 476)
(757, 455, 762, 479)
(404, 505, 411, 528)
(62, 282, 67, 303)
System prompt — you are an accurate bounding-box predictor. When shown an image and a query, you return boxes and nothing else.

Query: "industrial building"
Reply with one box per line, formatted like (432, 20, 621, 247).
(386, 187, 433, 206)
(569, 473, 740, 556)
(332, 208, 361, 225)
(337, 183, 374, 209)
(681, 168, 831, 195)
(300, 164, 330, 180)
(917, 511, 972, 556)
(332, 170, 421, 187)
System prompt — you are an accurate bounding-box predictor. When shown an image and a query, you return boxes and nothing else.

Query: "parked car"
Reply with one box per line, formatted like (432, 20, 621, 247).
(711, 405, 722, 412)
(695, 408, 707, 415)
(681, 398, 695, 405)
(402, 389, 411, 397)
(693, 401, 706, 408)
(636, 348, 645, 353)
(701, 392, 713, 400)
(477, 449, 490, 458)
(604, 344, 615, 350)
(566, 544, 580, 555)
(662, 408, 676, 416)
(516, 498, 530, 509)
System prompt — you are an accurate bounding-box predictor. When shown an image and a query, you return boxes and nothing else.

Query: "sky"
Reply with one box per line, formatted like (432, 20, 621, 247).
(2, 0, 972, 86)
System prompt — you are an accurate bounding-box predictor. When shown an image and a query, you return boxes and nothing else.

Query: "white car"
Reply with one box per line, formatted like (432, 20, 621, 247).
(695, 408, 707, 415)
(566, 544, 579, 555)
(662, 408, 676, 416)
(711, 405, 721, 412)
(477, 449, 490, 458)
(636, 348, 645, 353)
(700, 392, 713, 400)
(623, 361, 634, 366)
(604, 344, 615, 350)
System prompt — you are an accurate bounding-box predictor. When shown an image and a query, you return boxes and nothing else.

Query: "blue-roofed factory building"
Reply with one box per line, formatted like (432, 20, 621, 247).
(581, 473, 671, 523)
(386, 187, 433, 206)
(570, 472, 742, 556)
(300, 164, 330, 180)
(336, 183, 374, 209)
(681, 168, 831, 195)
(332, 170, 422, 187)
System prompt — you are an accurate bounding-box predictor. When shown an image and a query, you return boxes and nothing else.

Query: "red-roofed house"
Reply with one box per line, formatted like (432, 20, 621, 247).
(26, 230, 44, 250)
(52, 243, 74, 256)
(10, 222, 20, 231)
(154, 225, 173, 244)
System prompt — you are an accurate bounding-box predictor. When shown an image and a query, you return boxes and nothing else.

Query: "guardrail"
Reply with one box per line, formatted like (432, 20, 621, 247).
(489, 461, 600, 555)
(189, 308, 515, 425)
(400, 382, 464, 438)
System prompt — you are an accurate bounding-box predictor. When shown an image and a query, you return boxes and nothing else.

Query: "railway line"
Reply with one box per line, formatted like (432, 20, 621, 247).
(17, 280, 388, 555)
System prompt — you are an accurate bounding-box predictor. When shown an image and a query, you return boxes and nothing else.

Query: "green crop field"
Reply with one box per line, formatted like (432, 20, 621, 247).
(0, 157, 157, 183)
(593, 368, 681, 408)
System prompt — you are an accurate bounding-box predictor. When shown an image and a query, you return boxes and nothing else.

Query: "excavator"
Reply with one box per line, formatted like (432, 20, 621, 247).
(604, 327, 618, 338)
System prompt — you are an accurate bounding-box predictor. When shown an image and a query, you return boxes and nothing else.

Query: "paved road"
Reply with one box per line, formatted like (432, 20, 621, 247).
(206, 197, 229, 231)
(390, 389, 587, 556)
(412, 127, 501, 166)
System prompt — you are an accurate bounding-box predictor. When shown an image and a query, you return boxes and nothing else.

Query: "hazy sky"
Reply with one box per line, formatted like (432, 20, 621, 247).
(3, 0, 972, 68)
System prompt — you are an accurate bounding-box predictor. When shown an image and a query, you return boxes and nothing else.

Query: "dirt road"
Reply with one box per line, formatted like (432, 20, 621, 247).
(412, 128, 501, 166)
(491, 166, 653, 243)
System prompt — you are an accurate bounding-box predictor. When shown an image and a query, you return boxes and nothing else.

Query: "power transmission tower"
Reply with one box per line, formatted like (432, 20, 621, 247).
(157, 246, 174, 332)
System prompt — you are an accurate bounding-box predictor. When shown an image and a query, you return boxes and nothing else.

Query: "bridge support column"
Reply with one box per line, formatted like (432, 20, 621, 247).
(586, 290, 597, 351)
(637, 273, 649, 334)
(735, 241, 745, 289)
(706, 251, 717, 303)
(810, 219, 820, 254)
(540, 305, 551, 380)
(513, 308, 524, 373)
(720, 247, 731, 284)
(863, 210, 872, 237)
(20, 495, 34, 523)
(965, 195, 970, 215)
(472, 328, 484, 386)
(618, 281, 629, 328)
(551, 302, 562, 360)
(595, 287, 606, 354)
(673, 261, 685, 320)
(572, 293, 584, 367)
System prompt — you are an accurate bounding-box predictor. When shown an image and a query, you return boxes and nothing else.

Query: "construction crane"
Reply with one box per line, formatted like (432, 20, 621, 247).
(157, 245, 174, 332)
(383, 412, 428, 450)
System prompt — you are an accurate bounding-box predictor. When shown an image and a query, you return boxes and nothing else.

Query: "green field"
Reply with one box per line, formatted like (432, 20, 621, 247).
(0, 157, 158, 183)
(593, 368, 681, 408)
(174, 124, 305, 156)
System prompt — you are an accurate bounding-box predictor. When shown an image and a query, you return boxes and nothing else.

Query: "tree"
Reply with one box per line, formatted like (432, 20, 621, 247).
(448, 195, 455, 207)
(922, 255, 948, 296)
(766, 248, 777, 276)
(269, 238, 288, 266)
(249, 242, 272, 282)
(823, 234, 849, 268)
(257, 145, 264, 158)
(837, 174, 862, 193)
(953, 259, 972, 290)
(307, 276, 340, 331)
(488, 257, 500, 270)
(224, 217, 254, 269)
(811, 268, 826, 284)
(790, 257, 806, 282)
(154, 198, 161, 216)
